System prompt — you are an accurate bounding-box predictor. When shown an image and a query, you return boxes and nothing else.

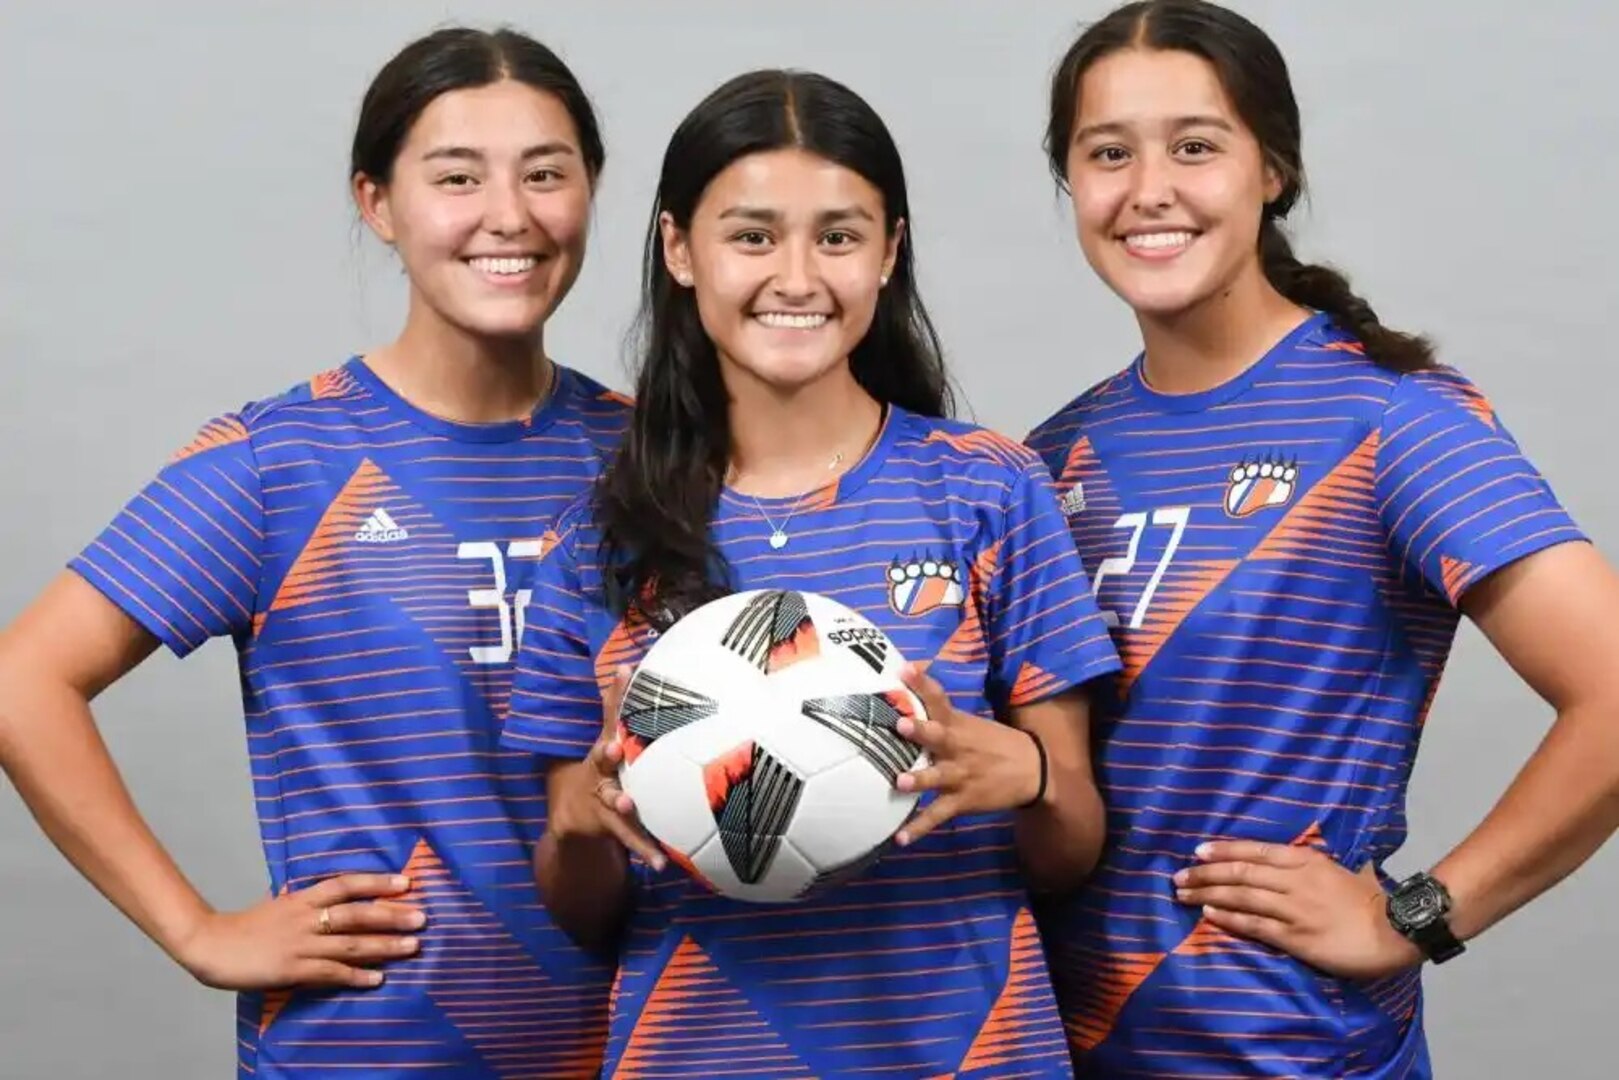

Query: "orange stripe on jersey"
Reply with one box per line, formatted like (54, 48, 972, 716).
(1118, 560, 1239, 692)
(170, 416, 250, 464)
(595, 613, 652, 693)
(266, 459, 398, 613)
(1248, 432, 1379, 563)
(1009, 662, 1062, 706)
(935, 541, 1000, 665)
(924, 428, 1030, 469)
(616, 937, 813, 1080)
(1320, 339, 1366, 355)
(1063, 820, 1323, 1052)
(308, 366, 358, 400)
(957, 908, 1048, 1073)
(598, 389, 634, 408)
(1439, 554, 1479, 604)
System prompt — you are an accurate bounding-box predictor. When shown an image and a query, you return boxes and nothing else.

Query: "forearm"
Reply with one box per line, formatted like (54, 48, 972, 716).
(0, 676, 212, 963)
(1431, 700, 1619, 941)
(533, 829, 632, 950)
(1014, 735, 1107, 892)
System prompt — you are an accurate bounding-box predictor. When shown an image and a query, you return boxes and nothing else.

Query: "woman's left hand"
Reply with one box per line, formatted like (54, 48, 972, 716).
(892, 663, 1044, 847)
(1174, 840, 1424, 980)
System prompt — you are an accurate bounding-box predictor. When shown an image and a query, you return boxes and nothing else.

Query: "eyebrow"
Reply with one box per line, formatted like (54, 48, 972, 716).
(1074, 115, 1235, 141)
(421, 141, 578, 162)
(716, 205, 878, 225)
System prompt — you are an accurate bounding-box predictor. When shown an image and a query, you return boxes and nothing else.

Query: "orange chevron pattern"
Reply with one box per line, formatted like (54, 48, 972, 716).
(1009, 661, 1062, 706)
(170, 416, 249, 463)
(925, 428, 1030, 469)
(958, 909, 1052, 1073)
(598, 389, 634, 408)
(1321, 339, 1366, 355)
(936, 541, 1000, 665)
(1248, 432, 1380, 565)
(1064, 821, 1325, 1052)
(616, 936, 812, 1079)
(265, 459, 400, 613)
(595, 612, 652, 692)
(1439, 554, 1480, 604)
(396, 839, 609, 1079)
(1118, 559, 1239, 690)
(309, 367, 357, 400)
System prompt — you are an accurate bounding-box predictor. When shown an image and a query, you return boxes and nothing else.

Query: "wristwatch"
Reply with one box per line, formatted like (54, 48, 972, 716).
(1386, 871, 1466, 964)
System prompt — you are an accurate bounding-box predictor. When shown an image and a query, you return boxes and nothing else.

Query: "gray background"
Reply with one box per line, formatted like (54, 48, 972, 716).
(2, 1, 1614, 1075)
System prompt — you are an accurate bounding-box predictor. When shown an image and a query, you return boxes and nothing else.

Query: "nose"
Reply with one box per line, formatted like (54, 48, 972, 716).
(482, 175, 529, 238)
(1129, 148, 1176, 214)
(770, 236, 817, 301)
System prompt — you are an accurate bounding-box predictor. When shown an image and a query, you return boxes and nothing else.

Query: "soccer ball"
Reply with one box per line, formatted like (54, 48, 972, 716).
(616, 589, 929, 903)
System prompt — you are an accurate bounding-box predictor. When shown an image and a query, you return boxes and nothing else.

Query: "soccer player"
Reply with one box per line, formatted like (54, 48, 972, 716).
(0, 28, 627, 1079)
(1025, 2, 1619, 1076)
(503, 69, 1121, 1079)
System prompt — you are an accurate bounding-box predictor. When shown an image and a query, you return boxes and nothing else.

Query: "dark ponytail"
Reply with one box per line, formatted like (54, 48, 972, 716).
(597, 69, 951, 627)
(1045, 0, 1434, 371)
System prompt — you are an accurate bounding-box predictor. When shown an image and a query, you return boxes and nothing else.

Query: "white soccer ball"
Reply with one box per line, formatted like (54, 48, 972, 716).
(616, 588, 929, 903)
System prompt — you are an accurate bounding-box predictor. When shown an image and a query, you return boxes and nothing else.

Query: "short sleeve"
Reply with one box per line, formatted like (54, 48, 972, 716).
(985, 455, 1123, 709)
(1376, 368, 1586, 605)
(504, 521, 604, 760)
(68, 416, 263, 656)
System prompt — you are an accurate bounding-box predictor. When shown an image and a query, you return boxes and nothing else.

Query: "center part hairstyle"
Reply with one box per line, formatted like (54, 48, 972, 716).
(597, 68, 952, 627)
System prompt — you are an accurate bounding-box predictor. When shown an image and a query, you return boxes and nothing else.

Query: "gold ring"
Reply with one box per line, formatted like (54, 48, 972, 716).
(317, 906, 333, 935)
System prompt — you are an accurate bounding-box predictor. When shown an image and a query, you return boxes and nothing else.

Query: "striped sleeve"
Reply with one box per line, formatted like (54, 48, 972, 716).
(985, 454, 1122, 710)
(504, 521, 603, 759)
(1375, 368, 1586, 605)
(68, 415, 263, 656)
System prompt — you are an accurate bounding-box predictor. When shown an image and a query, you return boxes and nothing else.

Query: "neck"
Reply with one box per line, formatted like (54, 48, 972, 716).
(724, 361, 883, 498)
(1136, 262, 1311, 396)
(364, 298, 555, 424)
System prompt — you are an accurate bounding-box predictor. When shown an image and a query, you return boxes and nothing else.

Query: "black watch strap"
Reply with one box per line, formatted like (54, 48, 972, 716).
(1387, 871, 1466, 964)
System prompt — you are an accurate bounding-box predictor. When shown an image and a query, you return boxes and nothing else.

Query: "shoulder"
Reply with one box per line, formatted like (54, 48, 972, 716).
(1024, 367, 1134, 458)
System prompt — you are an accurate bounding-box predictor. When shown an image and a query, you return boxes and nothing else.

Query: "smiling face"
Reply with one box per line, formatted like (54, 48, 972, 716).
(354, 79, 593, 343)
(1063, 47, 1282, 320)
(660, 147, 900, 395)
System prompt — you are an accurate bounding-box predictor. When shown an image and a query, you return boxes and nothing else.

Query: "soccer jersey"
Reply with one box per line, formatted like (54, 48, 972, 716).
(70, 358, 629, 1079)
(503, 406, 1122, 1079)
(1024, 312, 1585, 1078)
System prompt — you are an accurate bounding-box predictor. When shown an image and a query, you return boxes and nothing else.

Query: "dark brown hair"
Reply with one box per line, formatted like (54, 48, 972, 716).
(1046, 0, 1433, 371)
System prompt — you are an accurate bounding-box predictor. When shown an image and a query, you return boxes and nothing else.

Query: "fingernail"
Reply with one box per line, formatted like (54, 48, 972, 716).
(1194, 843, 1213, 860)
(367, 970, 385, 986)
(1175, 889, 1190, 902)
(895, 832, 910, 847)
(1203, 905, 1216, 918)
(1172, 869, 1189, 886)
(652, 857, 667, 872)
(393, 875, 411, 890)
(408, 910, 426, 929)
(400, 937, 419, 952)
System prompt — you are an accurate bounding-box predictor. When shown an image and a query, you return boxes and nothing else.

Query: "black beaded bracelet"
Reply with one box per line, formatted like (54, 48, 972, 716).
(1018, 729, 1048, 809)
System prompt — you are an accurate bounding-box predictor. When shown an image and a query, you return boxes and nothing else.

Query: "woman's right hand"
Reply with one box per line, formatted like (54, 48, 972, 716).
(175, 873, 424, 990)
(546, 666, 666, 871)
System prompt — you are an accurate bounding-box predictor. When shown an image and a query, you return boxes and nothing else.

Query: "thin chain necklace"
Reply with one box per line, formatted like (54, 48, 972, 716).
(733, 451, 845, 550)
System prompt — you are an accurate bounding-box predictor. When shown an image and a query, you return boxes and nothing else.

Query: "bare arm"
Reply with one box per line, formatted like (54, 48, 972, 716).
(1431, 540, 1619, 940)
(532, 668, 664, 952)
(1010, 689, 1106, 892)
(0, 572, 421, 989)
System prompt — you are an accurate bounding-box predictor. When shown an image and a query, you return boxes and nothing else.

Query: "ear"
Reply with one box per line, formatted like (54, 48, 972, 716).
(353, 172, 396, 246)
(881, 218, 905, 287)
(659, 211, 693, 287)
(1261, 159, 1286, 207)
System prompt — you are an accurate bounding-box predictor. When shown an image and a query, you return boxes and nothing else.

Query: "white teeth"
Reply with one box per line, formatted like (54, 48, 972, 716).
(469, 256, 537, 275)
(755, 312, 829, 330)
(1124, 231, 1195, 252)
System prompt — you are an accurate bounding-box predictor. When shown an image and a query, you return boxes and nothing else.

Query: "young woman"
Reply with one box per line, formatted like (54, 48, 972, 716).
(1025, 1, 1619, 1076)
(502, 69, 1120, 1079)
(0, 28, 627, 1079)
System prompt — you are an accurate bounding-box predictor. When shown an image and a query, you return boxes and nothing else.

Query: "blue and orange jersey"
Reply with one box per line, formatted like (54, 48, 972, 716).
(70, 358, 630, 1079)
(503, 406, 1122, 1079)
(1025, 312, 1585, 1078)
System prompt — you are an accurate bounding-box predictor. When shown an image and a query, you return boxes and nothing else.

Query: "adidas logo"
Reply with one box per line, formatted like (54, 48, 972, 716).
(354, 507, 409, 544)
(1060, 483, 1086, 517)
(826, 625, 892, 674)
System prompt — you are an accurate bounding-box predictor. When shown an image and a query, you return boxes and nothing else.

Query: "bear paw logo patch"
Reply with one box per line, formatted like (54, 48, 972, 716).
(1225, 454, 1298, 517)
(886, 554, 965, 616)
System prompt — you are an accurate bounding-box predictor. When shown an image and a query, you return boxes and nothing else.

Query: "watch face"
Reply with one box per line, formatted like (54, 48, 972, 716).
(1392, 879, 1445, 928)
